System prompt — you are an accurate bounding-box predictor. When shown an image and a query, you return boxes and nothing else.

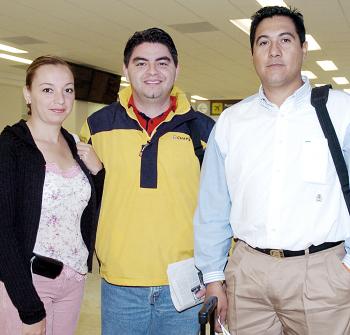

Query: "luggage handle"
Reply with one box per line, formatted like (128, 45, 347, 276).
(198, 296, 218, 335)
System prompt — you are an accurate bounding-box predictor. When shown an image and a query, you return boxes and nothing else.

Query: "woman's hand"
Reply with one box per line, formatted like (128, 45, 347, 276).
(76, 142, 103, 175)
(22, 318, 46, 335)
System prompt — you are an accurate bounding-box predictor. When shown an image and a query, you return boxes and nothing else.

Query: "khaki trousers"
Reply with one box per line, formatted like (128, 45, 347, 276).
(225, 240, 350, 335)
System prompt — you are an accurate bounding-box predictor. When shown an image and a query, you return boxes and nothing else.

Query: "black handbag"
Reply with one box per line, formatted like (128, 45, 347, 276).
(31, 254, 64, 279)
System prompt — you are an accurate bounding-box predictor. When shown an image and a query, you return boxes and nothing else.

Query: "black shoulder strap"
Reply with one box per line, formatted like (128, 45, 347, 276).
(188, 118, 204, 167)
(311, 85, 350, 214)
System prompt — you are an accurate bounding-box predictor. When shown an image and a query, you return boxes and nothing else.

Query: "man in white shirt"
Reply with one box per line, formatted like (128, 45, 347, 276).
(194, 6, 350, 335)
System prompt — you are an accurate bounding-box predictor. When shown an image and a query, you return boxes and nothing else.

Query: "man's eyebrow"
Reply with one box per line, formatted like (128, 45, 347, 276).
(132, 57, 148, 63)
(155, 56, 171, 62)
(131, 56, 171, 62)
(255, 32, 296, 44)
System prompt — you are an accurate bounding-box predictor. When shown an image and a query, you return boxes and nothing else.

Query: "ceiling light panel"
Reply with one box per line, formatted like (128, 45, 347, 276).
(191, 95, 208, 100)
(0, 53, 32, 64)
(305, 34, 321, 51)
(229, 19, 252, 35)
(301, 71, 317, 79)
(316, 60, 338, 71)
(256, 0, 288, 7)
(333, 77, 349, 85)
(0, 43, 28, 54)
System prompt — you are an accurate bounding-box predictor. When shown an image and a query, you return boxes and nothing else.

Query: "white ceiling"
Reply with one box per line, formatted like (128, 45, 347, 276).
(0, 0, 349, 99)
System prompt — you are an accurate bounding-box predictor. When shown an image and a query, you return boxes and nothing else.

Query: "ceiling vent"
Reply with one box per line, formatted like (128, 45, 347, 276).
(169, 22, 218, 33)
(1, 36, 46, 45)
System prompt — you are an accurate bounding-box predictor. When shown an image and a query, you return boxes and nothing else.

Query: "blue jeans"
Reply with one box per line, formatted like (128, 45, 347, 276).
(101, 279, 201, 335)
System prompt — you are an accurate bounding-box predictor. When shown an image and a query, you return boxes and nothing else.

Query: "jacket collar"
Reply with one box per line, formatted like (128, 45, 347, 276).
(118, 85, 191, 123)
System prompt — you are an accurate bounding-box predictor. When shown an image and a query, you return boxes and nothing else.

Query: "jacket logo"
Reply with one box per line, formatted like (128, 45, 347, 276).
(172, 135, 191, 141)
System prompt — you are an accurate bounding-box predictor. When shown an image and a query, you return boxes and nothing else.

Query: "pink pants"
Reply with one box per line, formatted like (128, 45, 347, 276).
(0, 265, 86, 335)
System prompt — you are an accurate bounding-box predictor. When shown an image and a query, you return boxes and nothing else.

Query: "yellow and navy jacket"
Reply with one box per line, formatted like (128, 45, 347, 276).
(81, 86, 215, 286)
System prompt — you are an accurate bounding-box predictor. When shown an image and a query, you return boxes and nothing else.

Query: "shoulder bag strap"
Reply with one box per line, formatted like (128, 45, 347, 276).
(311, 85, 350, 214)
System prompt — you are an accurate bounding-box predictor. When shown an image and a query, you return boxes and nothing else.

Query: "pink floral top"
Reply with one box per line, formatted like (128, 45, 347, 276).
(33, 162, 91, 274)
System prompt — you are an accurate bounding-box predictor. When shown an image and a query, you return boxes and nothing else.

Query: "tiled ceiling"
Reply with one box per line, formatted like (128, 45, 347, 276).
(0, 0, 349, 99)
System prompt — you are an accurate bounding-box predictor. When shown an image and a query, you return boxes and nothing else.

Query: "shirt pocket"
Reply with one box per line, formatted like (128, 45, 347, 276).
(300, 138, 329, 184)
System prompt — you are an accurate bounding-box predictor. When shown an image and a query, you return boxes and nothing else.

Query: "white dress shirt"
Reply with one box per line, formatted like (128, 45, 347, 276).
(194, 78, 350, 284)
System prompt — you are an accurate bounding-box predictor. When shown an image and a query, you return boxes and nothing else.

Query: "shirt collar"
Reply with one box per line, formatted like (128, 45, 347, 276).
(128, 95, 177, 116)
(258, 76, 312, 108)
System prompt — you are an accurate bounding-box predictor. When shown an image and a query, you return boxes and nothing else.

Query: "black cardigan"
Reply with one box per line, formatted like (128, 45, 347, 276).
(0, 120, 104, 324)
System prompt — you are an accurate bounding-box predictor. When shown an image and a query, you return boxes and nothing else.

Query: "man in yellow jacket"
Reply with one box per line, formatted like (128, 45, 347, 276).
(81, 27, 214, 335)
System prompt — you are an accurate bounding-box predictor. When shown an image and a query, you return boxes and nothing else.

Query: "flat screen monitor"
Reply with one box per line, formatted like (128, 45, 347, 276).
(88, 70, 120, 104)
(68, 63, 93, 101)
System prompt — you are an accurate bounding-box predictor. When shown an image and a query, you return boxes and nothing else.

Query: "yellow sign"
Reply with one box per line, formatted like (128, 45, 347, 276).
(211, 102, 223, 115)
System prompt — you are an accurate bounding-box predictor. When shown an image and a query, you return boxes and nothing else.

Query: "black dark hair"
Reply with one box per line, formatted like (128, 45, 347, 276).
(123, 27, 178, 67)
(250, 6, 306, 53)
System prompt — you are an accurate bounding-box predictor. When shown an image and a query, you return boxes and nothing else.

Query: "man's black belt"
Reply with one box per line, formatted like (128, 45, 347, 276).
(253, 241, 343, 258)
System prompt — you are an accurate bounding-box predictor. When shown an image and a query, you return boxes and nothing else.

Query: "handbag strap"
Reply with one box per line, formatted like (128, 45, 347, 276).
(311, 85, 350, 214)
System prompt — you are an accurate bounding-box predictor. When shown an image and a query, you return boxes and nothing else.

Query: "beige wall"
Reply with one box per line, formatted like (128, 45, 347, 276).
(0, 83, 107, 134)
(63, 100, 107, 135)
(63, 100, 88, 134)
(0, 84, 26, 130)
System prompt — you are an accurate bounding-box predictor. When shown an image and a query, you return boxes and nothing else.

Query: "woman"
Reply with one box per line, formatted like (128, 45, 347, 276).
(0, 56, 104, 335)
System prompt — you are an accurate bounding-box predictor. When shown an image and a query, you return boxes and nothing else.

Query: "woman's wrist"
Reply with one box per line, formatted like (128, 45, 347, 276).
(89, 163, 103, 175)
